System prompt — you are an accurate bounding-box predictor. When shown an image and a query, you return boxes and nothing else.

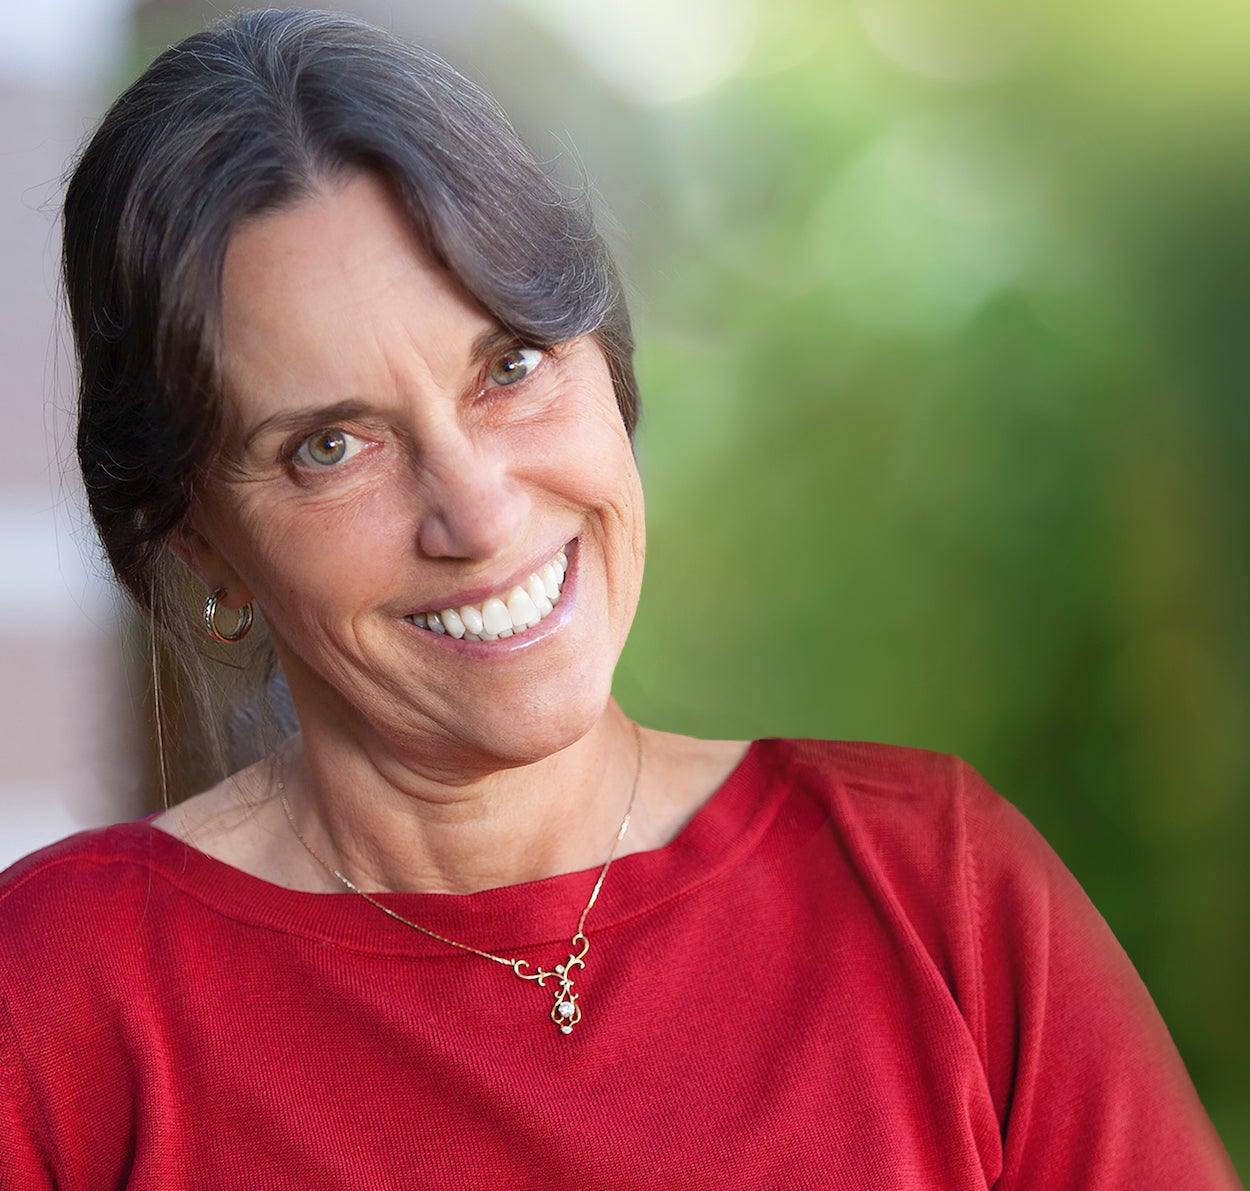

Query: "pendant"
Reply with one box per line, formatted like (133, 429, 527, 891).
(512, 932, 590, 1034)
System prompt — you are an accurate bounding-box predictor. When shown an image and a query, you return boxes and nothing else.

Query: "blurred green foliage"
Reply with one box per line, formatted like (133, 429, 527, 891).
(128, 0, 1248, 1170)
(598, 0, 1250, 1166)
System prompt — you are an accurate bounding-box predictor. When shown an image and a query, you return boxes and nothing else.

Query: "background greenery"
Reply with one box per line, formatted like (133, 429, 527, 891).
(131, 0, 1249, 1170)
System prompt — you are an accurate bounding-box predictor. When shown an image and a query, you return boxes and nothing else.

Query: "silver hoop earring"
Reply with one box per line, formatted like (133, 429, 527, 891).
(204, 587, 254, 643)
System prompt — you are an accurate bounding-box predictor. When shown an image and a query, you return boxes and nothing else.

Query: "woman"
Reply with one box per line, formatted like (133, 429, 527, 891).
(0, 9, 1239, 1188)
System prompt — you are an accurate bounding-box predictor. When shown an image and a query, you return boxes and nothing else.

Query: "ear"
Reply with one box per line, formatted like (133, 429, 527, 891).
(170, 524, 255, 607)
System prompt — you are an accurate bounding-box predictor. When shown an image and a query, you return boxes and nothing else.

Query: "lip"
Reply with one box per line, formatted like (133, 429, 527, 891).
(403, 539, 575, 617)
(399, 538, 578, 653)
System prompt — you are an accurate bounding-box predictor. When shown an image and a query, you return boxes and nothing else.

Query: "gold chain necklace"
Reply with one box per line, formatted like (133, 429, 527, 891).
(277, 722, 642, 1036)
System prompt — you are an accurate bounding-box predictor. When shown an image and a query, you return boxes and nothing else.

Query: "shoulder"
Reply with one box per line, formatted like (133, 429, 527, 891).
(0, 827, 171, 1184)
(0, 823, 163, 952)
(765, 739, 1084, 936)
(760, 734, 990, 796)
(755, 737, 1021, 855)
(753, 739, 1057, 994)
(0, 821, 165, 906)
(760, 740, 1242, 1183)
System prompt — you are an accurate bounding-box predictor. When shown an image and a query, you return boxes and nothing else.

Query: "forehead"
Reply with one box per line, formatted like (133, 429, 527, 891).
(218, 172, 493, 415)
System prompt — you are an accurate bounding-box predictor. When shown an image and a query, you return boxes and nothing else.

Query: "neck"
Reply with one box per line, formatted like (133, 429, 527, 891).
(278, 702, 642, 895)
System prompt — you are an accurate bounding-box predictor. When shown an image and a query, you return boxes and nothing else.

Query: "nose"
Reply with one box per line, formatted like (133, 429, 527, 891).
(415, 433, 530, 561)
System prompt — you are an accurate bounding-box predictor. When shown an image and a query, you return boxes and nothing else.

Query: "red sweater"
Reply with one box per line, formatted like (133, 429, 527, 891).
(0, 740, 1239, 1189)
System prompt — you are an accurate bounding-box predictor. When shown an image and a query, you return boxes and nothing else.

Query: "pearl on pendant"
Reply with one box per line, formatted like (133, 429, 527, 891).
(557, 1001, 575, 1018)
(560, 1025, 573, 1035)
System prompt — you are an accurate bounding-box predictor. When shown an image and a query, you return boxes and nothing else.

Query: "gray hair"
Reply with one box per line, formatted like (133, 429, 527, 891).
(62, 8, 638, 789)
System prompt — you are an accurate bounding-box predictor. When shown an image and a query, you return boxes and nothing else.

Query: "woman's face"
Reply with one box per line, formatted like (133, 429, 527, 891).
(190, 172, 645, 775)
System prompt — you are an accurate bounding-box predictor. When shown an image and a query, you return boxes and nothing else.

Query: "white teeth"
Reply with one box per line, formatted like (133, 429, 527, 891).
(526, 573, 553, 617)
(480, 597, 512, 637)
(409, 547, 570, 641)
(541, 563, 560, 603)
(507, 586, 541, 630)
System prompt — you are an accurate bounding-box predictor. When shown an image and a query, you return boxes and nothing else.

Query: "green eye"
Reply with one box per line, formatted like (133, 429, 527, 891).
(489, 347, 544, 387)
(295, 428, 360, 468)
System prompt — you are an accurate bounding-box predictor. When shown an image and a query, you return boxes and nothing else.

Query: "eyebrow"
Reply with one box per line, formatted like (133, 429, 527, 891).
(470, 325, 521, 363)
(241, 399, 375, 453)
(236, 326, 524, 453)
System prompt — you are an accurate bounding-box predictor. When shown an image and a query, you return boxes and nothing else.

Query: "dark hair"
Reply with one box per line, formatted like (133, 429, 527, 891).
(62, 7, 638, 788)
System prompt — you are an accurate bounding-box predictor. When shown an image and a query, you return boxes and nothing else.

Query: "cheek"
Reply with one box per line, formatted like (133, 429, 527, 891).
(562, 413, 645, 604)
(527, 378, 640, 495)
(225, 484, 412, 617)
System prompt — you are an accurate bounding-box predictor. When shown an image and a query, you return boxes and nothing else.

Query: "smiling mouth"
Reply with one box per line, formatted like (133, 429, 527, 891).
(406, 547, 568, 641)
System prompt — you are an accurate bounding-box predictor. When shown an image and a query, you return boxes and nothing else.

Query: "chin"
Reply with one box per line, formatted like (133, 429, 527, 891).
(451, 675, 615, 772)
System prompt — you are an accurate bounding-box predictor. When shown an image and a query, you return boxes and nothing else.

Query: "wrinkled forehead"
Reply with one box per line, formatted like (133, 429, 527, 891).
(216, 173, 497, 427)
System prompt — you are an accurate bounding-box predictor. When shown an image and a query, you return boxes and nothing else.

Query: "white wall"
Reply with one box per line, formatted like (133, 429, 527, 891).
(0, 0, 142, 869)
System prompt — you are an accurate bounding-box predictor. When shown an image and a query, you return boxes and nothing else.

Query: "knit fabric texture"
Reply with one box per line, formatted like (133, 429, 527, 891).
(0, 740, 1239, 1189)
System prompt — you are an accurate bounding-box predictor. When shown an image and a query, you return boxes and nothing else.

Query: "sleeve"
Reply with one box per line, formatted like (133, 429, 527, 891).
(957, 761, 1242, 1190)
(0, 999, 57, 1191)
